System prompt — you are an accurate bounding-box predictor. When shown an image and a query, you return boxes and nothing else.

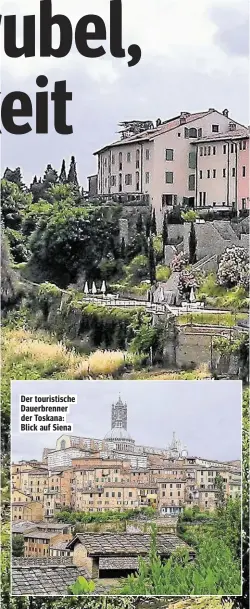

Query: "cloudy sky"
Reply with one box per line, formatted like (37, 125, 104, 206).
(1, 0, 249, 187)
(11, 379, 242, 462)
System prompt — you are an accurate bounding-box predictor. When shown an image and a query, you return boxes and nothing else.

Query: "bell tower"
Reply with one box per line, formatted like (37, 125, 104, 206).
(111, 396, 127, 430)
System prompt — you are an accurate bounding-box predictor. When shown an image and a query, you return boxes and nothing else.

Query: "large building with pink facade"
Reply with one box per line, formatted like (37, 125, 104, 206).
(93, 109, 249, 222)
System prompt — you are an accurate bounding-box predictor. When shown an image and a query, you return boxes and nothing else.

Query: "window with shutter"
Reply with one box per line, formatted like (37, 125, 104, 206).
(188, 174, 195, 190)
(189, 151, 196, 169)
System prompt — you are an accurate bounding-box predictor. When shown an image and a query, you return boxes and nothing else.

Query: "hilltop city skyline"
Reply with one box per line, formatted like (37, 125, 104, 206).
(12, 380, 242, 462)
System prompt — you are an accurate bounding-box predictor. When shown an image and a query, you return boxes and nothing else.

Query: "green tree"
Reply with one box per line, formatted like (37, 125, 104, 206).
(30, 176, 44, 202)
(12, 534, 24, 557)
(1, 179, 32, 229)
(189, 221, 197, 264)
(3, 167, 25, 190)
(29, 205, 120, 286)
(43, 164, 58, 187)
(1, 233, 21, 311)
(148, 237, 156, 284)
(151, 209, 157, 235)
(214, 474, 226, 511)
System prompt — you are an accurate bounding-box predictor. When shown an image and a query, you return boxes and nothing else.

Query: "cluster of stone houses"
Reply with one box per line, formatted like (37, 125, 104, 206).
(11, 397, 241, 595)
(12, 400, 241, 530)
(11, 455, 241, 525)
(88, 108, 249, 226)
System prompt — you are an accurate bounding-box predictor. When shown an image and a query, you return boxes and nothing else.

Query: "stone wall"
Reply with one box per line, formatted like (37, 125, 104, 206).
(240, 234, 249, 249)
(183, 222, 240, 261)
(167, 224, 185, 243)
(162, 321, 240, 374)
(164, 245, 177, 266)
(118, 205, 150, 244)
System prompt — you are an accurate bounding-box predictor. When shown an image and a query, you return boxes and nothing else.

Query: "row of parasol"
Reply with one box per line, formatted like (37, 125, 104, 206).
(84, 281, 106, 295)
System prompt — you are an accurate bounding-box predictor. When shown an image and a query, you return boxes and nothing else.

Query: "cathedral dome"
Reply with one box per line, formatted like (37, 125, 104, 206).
(104, 427, 133, 442)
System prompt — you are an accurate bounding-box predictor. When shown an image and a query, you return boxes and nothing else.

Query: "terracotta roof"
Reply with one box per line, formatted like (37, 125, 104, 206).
(67, 533, 190, 557)
(93, 110, 217, 154)
(194, 129, 249, 143)
(12, 558, 89, 596)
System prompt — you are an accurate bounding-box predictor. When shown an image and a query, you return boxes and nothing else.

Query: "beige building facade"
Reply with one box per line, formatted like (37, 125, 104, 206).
(94, 109, 247, 225)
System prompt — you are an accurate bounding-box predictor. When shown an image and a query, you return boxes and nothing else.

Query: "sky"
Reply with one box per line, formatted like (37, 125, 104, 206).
(1, 0, 249, 188)
(11, 379, 242, 462)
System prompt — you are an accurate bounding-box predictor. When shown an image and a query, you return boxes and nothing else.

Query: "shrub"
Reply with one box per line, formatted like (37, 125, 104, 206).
(5, 228, 29, 263)
(217, 246, 249, 290)
(152, 236, 164, 261)
(178, 270, 198, 297)
(68, 577, 95, 595)
(156, 265, 171, 282)
(123, 254, 149, 284)
(181, 210, 199, 222)
(87, 350, 125, 377)
(171, 252, 188, 272)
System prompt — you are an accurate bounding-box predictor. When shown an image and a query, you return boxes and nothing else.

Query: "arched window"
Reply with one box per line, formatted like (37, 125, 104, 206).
(189, 128, 197, 138)
(60, 440, 66, 450)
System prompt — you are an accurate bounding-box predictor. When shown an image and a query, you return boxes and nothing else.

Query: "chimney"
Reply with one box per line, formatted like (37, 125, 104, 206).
(180, 111, 191, 125)
(223, 109, 229, 117)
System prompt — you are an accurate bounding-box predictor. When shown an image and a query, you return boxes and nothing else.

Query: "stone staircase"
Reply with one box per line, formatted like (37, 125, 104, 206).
(192, 254, 218, 272)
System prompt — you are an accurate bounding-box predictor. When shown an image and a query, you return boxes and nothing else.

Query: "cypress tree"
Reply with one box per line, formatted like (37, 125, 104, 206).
(59, 159, 67, 183)
(67, 156, 79, 186)
(148, 237, 156, 284)
(162, 212, 169, 255)
(189, 221, 197, 264)
(136, 213, 143, 234)
(120, 237, 126, 259)
(151, 208, 157, 235)
(145, 215, 151, 238)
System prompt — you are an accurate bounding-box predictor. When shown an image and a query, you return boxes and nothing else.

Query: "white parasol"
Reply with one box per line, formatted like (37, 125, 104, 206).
(84, 282, 89, 295)
(101, 281, 106, 294)
(92, 282, 97, 295)
(190, 287, 196, 303)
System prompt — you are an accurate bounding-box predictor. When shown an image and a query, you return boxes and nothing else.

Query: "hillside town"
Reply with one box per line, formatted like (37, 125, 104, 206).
(11, 396, 241, 594)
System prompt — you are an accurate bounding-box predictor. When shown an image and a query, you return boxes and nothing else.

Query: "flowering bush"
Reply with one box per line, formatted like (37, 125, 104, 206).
(178, 270, 198, 297)
(217, 246, 249, 290)
(171, 251, 188, 272)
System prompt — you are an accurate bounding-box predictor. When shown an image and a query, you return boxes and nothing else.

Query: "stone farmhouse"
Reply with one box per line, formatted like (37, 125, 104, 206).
(66, 532, 194, 579)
